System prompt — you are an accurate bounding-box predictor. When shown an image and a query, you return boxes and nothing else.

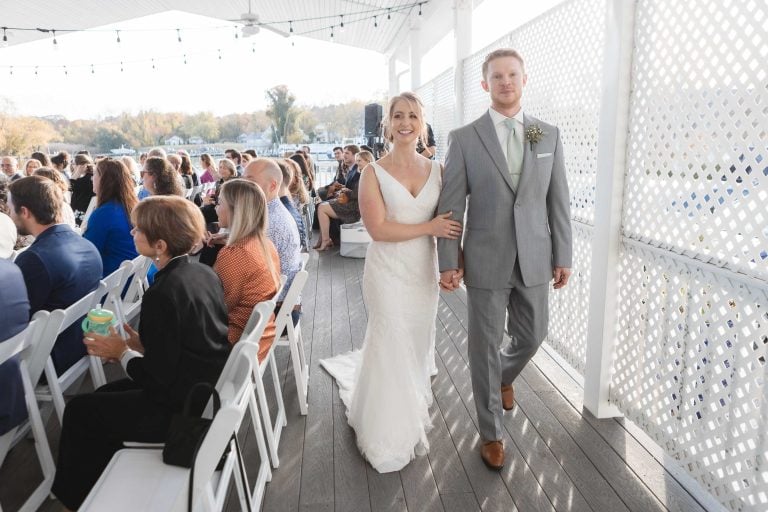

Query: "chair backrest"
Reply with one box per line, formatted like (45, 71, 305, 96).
(123, 255, 152, 305)
(215, 342, 257, 410)
(101, 265, 128, 335)
(0, 316, 44, 368)
(240, 301, 275, 346)
(273, 269, 309, 336)
(300, 252, 309, 270)
(186, 405, 241, 511)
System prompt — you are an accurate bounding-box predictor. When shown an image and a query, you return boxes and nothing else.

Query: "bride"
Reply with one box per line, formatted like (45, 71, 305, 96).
(320, 92, 462, 473)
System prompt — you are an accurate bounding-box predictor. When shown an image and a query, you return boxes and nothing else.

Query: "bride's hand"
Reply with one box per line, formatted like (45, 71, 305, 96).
(430, 212, 462, 239)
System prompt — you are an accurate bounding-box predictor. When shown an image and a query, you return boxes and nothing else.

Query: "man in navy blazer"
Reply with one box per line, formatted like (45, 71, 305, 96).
(8, 176, 102, 374)
(0, 260, 30, 436)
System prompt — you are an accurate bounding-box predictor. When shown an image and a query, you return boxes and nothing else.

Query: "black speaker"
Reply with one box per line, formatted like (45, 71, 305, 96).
(364, 103, 383, 137)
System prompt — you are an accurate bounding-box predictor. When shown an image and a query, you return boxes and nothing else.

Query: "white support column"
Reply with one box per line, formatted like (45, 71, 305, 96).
(453, 0, 472, 126)
(388, 56, 399, 98)
(583, 0, 637, 418)
(409, 22, 422, 90)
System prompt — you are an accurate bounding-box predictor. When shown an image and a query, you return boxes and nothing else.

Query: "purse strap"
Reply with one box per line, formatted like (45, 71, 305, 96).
(182, 381, 220, 417)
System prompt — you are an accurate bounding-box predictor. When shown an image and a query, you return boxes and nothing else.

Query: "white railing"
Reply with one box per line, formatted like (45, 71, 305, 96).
(415, 0, 768, 510)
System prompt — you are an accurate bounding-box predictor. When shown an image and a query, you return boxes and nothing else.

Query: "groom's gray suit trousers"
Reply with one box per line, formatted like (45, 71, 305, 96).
(466, 262, 549, 442)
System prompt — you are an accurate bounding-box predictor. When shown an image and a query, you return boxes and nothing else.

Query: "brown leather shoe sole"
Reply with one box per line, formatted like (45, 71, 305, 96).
(481, 441, 504, 470)
(501, 384, 515, 411)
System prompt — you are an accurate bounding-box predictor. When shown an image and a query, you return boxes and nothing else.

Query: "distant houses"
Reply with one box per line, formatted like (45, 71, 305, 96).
(164, 135, 184, 145)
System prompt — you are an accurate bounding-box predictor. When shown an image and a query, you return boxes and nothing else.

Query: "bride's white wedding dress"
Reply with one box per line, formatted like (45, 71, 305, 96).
(320, 160, 441, 473)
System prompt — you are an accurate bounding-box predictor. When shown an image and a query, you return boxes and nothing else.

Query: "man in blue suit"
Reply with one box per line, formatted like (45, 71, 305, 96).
(8, 176, 102, 374)
(0, 260, 30, 436)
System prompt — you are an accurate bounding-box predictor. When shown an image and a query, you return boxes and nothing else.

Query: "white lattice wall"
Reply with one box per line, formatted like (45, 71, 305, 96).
(417, 67, 455, 162)
(610, 0, 768, 510)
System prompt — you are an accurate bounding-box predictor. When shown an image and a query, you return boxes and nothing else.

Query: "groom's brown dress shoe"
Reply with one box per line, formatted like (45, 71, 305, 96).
(501, 384, 515, 411)
(481, 440, 504, 470)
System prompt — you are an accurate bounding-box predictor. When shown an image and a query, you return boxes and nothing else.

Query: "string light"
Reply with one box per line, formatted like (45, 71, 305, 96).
(91, 63, 95, 74)
(0, 1, 429, 76)
(9, 66, 12, 76)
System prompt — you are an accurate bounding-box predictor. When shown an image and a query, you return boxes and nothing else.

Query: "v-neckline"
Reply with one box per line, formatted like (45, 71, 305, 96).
(374, 161, 435, 200)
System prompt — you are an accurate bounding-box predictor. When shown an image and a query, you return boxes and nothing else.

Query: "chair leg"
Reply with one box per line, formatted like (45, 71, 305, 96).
(253, 365, 280, 468)
(287, 322, 308, 415)
(42, 358, 66, 426)
(0, 428, 16, 467)
(19, 360, 55, 512)
(268, 353, 287, 428)
(89, 355, 107, 389)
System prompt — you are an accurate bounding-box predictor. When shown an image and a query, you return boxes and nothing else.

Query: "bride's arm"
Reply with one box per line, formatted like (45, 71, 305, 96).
(359, 166, 462, 243)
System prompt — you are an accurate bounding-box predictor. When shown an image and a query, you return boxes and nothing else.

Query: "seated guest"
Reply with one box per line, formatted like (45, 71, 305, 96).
(286, 158, 311, 212)
(290, 153, 315, 198)
(317, 146, 346, 201)
(214, 179, 280, 360)
(141, 156, 184, 197)
(314, 146, 367, 251)
(69, 153, 96, 224)
(1, 156, 23, 182)
(179, 152, 199, 189)
(277, 159, 308, 251)
(243, 159, 302, 308)
(225, 148, 243, 175)
(33, 168, 77, 228)
(50, 151, 71, 180)
(121, 156, 142, 185)
(8, 176, 102, 374)
(0, 260, 29, 438)
(52, 195, 231, 511)
(199, 153, 218, 184)
(24, 158, 41, 176)
(30, 151, 52, 168)
(83, 159, 139, 276)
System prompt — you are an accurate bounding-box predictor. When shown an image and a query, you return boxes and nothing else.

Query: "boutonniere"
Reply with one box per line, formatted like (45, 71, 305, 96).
(525, 125, 544, 150)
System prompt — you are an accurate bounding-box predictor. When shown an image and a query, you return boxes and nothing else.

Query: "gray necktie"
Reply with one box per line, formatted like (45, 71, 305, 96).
(504, 118, 522, 192)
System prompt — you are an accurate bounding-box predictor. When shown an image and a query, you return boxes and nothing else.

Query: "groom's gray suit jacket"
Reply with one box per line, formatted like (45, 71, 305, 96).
(437, 111, 572, 288)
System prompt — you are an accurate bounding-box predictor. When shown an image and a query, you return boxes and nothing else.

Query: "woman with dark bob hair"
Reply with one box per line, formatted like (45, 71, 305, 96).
(141, 156, 184, 197)
(83, 158, 139, 276)
(51, 195, 231, 510)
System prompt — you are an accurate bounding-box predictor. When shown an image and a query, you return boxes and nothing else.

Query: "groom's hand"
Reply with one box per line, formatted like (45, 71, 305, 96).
(440, 269, 462, 291)
(553, 267, 572, 289)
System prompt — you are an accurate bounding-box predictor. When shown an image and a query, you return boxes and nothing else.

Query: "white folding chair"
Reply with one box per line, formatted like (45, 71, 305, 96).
(0, 314, 56, 512)
(121, 255, 152, 323)
(273, 255, 310, 415)
(209, 302, 274, 511)
(80, 404, 244, 512)
(250, 282, 287, 468)
(36, 282, 108, 425)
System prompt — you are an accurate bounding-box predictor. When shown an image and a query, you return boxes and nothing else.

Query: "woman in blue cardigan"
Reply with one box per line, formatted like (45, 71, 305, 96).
(83, 159, 139, 276)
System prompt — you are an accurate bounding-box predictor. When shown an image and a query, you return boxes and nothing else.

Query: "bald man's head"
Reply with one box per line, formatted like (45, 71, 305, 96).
(243, 158, 282, 200)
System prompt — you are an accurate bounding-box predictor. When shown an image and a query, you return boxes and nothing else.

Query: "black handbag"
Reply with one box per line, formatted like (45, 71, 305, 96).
(163, 382, 253, 512)
(163, 382, 219, 468)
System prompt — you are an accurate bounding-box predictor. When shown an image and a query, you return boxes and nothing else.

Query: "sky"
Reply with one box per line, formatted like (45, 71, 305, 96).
(0, 0, 564, 120)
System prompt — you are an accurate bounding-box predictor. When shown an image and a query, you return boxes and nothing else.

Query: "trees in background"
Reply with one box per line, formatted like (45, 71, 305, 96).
(0, 87, 375, 155)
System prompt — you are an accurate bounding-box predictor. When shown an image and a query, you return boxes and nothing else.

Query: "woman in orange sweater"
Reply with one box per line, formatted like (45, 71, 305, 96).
(214, 179, 281, 361)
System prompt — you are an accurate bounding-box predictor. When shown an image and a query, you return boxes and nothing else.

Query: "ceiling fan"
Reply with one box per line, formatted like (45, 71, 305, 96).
(230, 0, 290, 38)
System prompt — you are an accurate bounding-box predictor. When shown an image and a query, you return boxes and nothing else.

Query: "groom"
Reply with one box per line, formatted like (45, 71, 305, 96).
(437, 48, 572, 470)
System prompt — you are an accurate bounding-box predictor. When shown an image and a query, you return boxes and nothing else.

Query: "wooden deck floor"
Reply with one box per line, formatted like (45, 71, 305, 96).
(0, 246, 707, 511)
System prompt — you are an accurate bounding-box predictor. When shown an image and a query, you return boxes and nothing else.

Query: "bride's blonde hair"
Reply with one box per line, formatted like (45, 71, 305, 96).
(382, 92, 428, 150)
